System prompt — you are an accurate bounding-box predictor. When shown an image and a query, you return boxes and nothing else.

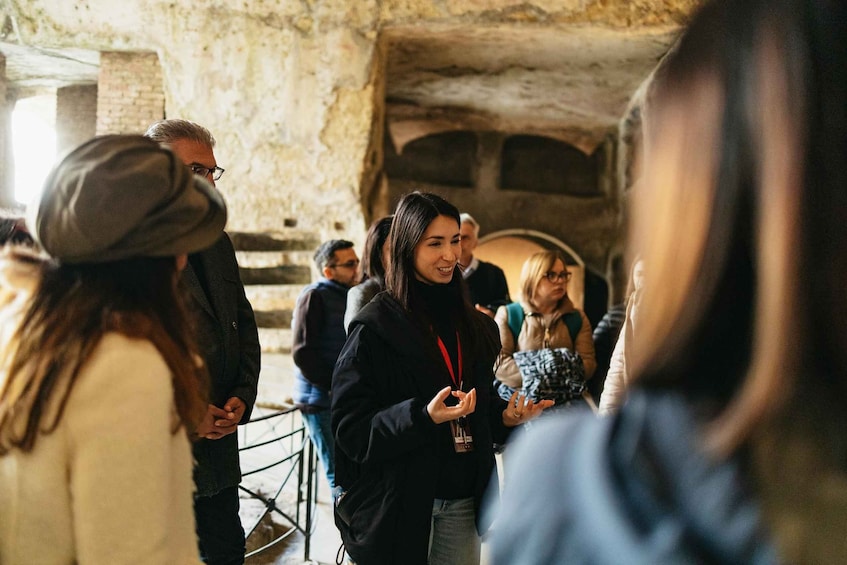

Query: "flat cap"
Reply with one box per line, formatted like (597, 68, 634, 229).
(29, 135, 227, 263)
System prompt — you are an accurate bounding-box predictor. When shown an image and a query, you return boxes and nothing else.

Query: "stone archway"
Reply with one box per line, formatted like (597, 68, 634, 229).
(476, 228, 585, 306)
(475, 228, 609, 327)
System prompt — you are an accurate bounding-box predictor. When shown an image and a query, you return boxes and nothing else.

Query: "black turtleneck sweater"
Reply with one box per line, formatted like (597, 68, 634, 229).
(413, 279, 479, 499)
(414, 279, 459, 373)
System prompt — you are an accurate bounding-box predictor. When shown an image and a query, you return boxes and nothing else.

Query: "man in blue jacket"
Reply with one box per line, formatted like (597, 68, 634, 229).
(292, 239, 358, 499)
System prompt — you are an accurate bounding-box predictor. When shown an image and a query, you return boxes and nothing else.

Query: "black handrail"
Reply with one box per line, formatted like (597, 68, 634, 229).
(238, 405, 318, 561)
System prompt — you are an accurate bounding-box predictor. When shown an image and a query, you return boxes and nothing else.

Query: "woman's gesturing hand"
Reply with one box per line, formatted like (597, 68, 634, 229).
(427, 386, 477, 424)
(502, 391, 554, 427)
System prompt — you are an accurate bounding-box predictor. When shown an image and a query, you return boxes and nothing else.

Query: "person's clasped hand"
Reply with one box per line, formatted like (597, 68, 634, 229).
(195, 397, 246, 439)
(502, 391, 553, 427)
(427, 386, 477, 424)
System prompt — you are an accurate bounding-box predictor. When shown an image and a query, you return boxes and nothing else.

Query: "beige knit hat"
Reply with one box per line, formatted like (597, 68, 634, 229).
(28, 135, 227, 263)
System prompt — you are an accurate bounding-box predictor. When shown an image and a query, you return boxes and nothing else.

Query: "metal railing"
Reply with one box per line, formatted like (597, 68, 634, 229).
(238, 405, 318, 561)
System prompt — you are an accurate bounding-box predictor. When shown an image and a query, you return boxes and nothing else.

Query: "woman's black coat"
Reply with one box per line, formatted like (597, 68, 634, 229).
(331, 292, 509, 565)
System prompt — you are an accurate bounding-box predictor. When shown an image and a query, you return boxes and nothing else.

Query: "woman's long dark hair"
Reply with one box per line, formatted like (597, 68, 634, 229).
(359, 215, 393, 287)
(0, 252, 208, 453)
(386, 192, 495, 357)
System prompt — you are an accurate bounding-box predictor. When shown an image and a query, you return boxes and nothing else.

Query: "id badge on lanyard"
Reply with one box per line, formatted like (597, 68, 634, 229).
(437, 333, 474, 453)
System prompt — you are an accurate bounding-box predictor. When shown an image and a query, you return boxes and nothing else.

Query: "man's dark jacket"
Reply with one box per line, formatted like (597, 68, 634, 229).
(466, 260, 510, 311)
(183, 234, 261, 497)
(331, 293, 509, 564)
(291, 278, 349, 412)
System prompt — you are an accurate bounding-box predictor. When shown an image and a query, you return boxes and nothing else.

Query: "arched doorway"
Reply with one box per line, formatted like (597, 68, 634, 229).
(475, 229, 608, 327)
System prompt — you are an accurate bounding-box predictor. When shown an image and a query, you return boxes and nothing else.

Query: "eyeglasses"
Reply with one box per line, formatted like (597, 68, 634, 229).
(544, 271, 572, 283)
(330, 259, 360, 270)
(190, 164, 226, 181)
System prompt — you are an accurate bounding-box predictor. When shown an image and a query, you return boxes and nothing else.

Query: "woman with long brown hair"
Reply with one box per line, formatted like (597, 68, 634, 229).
(0, 135, 226, 564)
(492, 0, 847, 562)
(332, 192, 550, 564)
(344, 214, 393, 331)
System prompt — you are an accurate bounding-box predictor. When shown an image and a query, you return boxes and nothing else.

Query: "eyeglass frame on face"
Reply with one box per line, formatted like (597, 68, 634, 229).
(329, 259, 360, 270)
(190, 164, 226, 181)
(544, 270, 572, 283)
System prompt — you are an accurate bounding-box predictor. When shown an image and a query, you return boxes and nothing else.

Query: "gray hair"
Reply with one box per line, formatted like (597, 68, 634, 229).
(459, 213, 480, 238)
(144, 119, 216, 147)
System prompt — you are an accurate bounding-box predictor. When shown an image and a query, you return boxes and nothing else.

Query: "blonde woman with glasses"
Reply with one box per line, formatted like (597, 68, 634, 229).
(493, 250, 596, 407)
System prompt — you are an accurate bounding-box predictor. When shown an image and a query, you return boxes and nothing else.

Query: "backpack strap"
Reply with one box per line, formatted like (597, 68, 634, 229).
(508, 303, 582, 345)
(505, 302, 525, 342)
(562, 311, 582, 344)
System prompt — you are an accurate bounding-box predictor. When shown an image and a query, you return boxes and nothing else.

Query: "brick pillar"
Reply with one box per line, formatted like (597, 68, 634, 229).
(56, 84, 98, 155)
(96, 52, 164, 135)
(0, 54, 13, 208)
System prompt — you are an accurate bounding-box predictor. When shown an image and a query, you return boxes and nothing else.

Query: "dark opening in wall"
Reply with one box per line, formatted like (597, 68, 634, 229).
(383, 130, 476, 188)
(500, 135, 601, 196)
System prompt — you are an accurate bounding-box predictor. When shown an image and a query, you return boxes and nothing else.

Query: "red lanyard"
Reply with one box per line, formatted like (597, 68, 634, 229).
(436, 332, 463, 390)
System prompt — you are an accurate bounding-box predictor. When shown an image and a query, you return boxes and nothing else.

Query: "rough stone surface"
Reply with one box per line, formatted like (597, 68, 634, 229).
(384, 25, 678, 153)
(0, 0, 696, 233)
(55, 83, 97, 154)
(0, 42, 98, 94)
(0, 53, 10, 206)
(0, 0, 699, 307)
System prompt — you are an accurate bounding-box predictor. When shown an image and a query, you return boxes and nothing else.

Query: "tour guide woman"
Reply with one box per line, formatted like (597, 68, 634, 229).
(332, 191, 551, 564)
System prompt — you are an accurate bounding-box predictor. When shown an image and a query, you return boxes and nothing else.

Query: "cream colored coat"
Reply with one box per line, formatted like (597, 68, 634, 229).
(494, 297, 596, 389)
(598, 293, 640, 416)
(0, 260, 201, 564)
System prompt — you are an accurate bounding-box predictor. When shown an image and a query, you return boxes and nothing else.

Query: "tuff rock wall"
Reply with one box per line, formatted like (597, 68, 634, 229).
(3, 0, 696, 248)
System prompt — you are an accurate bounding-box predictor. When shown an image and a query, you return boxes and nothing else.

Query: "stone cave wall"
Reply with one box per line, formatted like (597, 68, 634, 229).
(0, 0, 695, 345)
(56, 84, 97, 156)
(0, 54, 9, 206)
(4, 0, 695, 240)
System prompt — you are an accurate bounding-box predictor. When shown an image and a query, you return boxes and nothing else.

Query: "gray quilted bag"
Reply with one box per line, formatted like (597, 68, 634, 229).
(512, 347, 586, 405)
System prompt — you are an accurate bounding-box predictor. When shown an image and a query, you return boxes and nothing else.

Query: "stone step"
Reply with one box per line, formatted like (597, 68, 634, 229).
(253, 309, 292, 329)
(229, 230, 317, 353)
(246, 284, 309, 330)
(239, 265, 311, 286)
(245, 284, 303, 310)
(234, 250, 314, 269)
(258, 328, 293, 354)
(229, 230, 320, 252)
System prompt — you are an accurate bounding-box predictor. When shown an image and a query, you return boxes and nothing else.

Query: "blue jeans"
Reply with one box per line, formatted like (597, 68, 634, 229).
(429, 497, 480, 565)
(301, 410, 337, 494)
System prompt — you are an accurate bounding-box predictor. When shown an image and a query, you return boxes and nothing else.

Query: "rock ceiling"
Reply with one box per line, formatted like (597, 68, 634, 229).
(1, 20, 679, 155)
(384, 24, 678, 154)
(0, 42, 98, 94)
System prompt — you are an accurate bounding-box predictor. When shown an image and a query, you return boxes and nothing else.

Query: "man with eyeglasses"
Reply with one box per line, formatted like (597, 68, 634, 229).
(459, 213, 511, 317)
(145, 119, 261, 565)
(291, 239, 359, 500)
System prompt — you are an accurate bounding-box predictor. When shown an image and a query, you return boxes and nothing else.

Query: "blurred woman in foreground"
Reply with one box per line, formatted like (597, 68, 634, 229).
(492, 0, 847, 562)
